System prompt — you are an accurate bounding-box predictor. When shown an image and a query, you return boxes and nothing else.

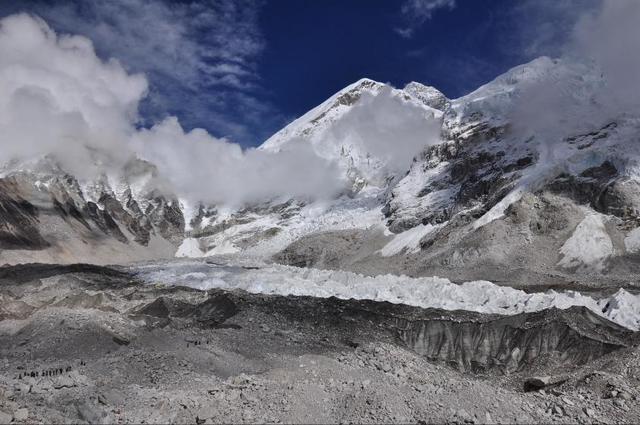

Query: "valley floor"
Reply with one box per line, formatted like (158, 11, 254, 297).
(0, 260, 639, 424)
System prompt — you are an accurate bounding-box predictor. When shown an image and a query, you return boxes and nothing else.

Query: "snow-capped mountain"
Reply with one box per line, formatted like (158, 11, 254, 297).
(2, 55, 640, 290)
(261, 78, 444, 188)
(0, 156, 184, 264)
(272, 56, 640, 287)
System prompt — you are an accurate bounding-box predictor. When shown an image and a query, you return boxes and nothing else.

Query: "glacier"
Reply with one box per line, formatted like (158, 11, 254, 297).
(133, 258, 640, 331)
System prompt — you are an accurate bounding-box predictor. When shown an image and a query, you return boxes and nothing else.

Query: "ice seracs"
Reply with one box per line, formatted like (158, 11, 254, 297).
(135, 259, 640, 331)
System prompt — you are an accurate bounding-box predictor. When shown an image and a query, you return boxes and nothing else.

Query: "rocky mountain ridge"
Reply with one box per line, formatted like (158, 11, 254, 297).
(0, 157, 183, 265)
(2, 56, 640, 289)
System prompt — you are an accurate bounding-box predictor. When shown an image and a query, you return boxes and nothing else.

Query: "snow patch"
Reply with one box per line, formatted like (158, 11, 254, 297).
(558, 213, 613, 271)
(380, 223, 439, 257)
(206, 240, 240, 256)
(176, 238, 204, 258)
(599, 289, 640, 331)
(473, 188, 525, 229)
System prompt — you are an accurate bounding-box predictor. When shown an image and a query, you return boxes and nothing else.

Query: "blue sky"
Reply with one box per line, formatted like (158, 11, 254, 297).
(0, 0, 598, 147)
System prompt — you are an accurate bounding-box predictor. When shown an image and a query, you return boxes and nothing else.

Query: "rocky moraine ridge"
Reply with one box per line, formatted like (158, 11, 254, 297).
(0, 263, 639, 423)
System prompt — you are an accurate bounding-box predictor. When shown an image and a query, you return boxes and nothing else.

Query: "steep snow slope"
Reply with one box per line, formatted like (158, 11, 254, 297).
(386, 57, 609, 233)
(558, 212, 614, 272)
(261, 79, 386, 152)
(175, 78, 450, 259)
(261, 78, 444, 187)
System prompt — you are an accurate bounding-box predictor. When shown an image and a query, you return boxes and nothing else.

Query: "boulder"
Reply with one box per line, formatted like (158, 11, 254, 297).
(0, 410, 12, 424)
(523, 376, 567, 392)
(13, 408, 29, 421)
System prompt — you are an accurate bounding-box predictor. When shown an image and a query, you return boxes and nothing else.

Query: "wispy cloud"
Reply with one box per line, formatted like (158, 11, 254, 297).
(501, 0, 600, 61)
(508, 0, 640, 160)
(396, 0, 456, 38)
(6, 0, 283, 145)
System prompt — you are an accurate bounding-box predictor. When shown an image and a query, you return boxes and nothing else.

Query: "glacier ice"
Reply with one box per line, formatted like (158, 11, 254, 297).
(134, 259, 640, 331)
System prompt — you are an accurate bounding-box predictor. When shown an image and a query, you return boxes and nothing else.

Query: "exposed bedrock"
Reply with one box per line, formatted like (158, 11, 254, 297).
(546, 160, 640, 222)
(0, 178, 50, 250)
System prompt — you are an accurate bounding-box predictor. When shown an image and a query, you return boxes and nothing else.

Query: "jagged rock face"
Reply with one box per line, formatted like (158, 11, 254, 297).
(383, 60, 584, 233)
(0, 158, 184, 265)
(383, 125, 536, 233)
(0, 178, 49, 250)
(385, 57, 613, 234)
(98, 192, 152, 245)
(144, 194, 185, 245)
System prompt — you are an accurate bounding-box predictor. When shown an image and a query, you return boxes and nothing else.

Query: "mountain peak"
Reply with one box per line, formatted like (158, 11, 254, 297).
(403, 82, 450, 111)
(351, 77, 383, 86)
(260, 78, 387, 152)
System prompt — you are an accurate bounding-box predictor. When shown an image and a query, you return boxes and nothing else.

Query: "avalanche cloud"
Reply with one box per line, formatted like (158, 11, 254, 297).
(0, 13, 345, 206)
(0, 13, 447, 208)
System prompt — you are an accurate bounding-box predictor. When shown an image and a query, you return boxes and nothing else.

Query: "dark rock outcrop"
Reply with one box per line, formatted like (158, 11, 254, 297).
(136, 294, 239, 327)
(0, 179, 49, 250)
(0, 161, 185, 264)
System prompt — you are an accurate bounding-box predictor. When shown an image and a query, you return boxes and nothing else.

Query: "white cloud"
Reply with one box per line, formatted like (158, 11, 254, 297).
(396, 0, 456, 38)
(0, 13, 344, 205)
(502, 0, 599, 60)
(506, 1, 640, 176)
(0, 13, 147, 178)
(327, 87, 442, 178)
(573, 0, 640, 113)
(38, 0, 263, 90)
(130, 118, 344, 206)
